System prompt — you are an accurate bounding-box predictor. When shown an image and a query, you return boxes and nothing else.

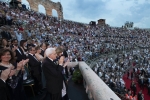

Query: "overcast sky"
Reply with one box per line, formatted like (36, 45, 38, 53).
(21, 0, 150, 28)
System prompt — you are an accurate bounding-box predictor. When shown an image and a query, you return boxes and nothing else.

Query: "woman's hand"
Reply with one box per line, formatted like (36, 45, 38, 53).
(21, 66, 25, 72)
(9, 69, 16, 77)
(21, 59, 29, 72)
(63, 59, 70, 68)
(17, 61, 23, 70)
(22, 59, 29, 66)
(59, 56, 65, 66)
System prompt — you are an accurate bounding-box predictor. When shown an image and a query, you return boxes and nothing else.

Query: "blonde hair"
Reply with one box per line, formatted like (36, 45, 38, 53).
(55, 47, 63, 55)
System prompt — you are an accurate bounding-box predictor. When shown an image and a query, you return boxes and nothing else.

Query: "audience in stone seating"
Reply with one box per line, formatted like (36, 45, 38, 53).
(1, 1, 150, 100)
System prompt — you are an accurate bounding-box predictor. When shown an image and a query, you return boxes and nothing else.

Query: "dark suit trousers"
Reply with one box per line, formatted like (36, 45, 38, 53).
(50, 92, 62, 100)
(32, 73, 42, 92)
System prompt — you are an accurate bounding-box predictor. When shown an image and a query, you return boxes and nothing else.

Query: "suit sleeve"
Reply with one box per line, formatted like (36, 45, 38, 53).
(43, 62, 64, 78)
(57, 64, 64, 72)
(28, 56, 39, 67)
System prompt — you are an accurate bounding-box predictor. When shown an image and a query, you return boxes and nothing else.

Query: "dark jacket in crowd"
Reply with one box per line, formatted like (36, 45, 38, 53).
(42, 57, 63, 94)
(0, 79, 11, 100)
(15, 47, 26, 62)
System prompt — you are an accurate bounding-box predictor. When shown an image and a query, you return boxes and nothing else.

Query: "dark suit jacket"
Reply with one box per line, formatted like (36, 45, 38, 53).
(42, 57, 64, 94)
(16, 47, 26, 62)
(27, 54, 41, 76)
(132, 85, 137, 92)
(0, 79, 11, 100)
(138, 93, 142, 100)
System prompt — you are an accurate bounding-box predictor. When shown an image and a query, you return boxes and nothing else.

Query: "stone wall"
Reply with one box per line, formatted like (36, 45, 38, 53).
(23, 0, 63, 19)
(79, 62, 121, 100)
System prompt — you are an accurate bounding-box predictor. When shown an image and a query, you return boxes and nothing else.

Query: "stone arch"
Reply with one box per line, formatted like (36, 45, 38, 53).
(52, 9, 58, 17)
(26, 0, 63, 19)
(38, 4, 46, 14)
(19, 0, 30, 9)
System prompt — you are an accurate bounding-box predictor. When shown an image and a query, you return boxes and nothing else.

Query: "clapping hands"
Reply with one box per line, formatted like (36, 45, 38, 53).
(59, 56, 70, 67)
(63, 59, 70, 68)
(59, 56, 65, 65)
(23, 59, 29, 66)
(17, 59, 29, 71)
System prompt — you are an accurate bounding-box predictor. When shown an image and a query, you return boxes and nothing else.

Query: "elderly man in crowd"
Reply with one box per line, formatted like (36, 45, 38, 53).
(1, 1, 150, 100)
(42, 48, 69, 100)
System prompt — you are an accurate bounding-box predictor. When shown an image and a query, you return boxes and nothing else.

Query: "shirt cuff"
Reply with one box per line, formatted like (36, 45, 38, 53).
(0, 78, 6, 83)
(59, 64, 63, 66)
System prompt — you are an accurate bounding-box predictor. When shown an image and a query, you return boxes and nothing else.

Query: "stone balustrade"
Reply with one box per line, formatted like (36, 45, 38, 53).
(67, 62, 120, 100)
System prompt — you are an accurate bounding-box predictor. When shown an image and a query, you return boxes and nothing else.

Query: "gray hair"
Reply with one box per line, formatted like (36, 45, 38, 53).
(45, 48, 55, 57)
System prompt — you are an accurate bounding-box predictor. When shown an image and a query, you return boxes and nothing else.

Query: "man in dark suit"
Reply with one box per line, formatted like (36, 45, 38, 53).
(139, 77, 144, 90)
(133, 84, 137, 96)
(138, 90, 142, 100)
(27, 46, 42, 94)
(0, 68, 11, 100)
(15, 46, 26, 62)
(42, 48, 68, 100)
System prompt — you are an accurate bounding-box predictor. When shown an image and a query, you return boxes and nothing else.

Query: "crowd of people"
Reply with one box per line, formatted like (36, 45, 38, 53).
(92, 48, 150, 100)
(0, 1, 150, 100)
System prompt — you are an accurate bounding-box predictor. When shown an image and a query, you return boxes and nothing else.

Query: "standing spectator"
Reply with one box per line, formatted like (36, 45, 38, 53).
(27, 46, 42, 95)
(15, 30, 23, 44)
(15, 40, 27, 62)
(35, 46, 44, 62)
(133, 84, 137, 96)
(147, 84, 150, 96)
(42, 48, 68, 100)
(138, 90, 142, 100)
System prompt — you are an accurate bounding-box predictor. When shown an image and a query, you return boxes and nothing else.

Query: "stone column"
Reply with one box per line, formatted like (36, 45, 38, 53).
(27, 0, 38, 12)
(46, 9, 52, 16)
(30, 4, 38, 12)
(58, 11, 63, 20)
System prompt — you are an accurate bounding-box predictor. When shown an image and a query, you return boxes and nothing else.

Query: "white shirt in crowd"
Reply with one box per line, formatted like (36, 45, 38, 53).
(15, 31, 23, 42)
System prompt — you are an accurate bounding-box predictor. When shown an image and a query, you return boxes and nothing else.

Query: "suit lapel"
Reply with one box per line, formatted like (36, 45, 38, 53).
(19, 47, 24, 55)
(29, 54, 39, 62)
